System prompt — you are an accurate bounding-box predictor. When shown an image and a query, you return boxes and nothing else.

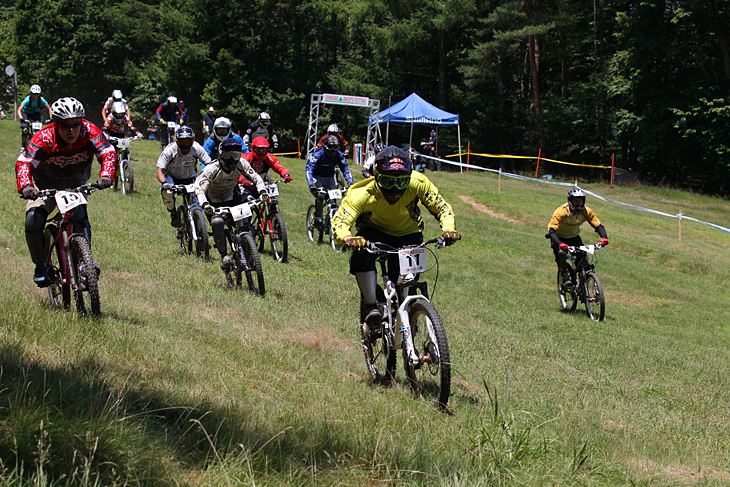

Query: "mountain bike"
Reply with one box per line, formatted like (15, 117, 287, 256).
(167, 184, 209, 259)
(557, 242, 605, 321)
(21, 118, 52, 150)
(160, 120, 178, 150)
(108, 135, 141, 195)
(36, 184, 104, 317)
(211, 200, 265, 295)
(251, 180, 288, 263)
(359, 237, 453, 408)
(306, 187, 346, 251)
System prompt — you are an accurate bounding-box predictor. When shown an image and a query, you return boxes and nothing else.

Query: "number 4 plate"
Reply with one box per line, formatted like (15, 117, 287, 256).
(55, 191, 87, 213)
(399, 248, 426, 274)
(230, 203, 252, 221)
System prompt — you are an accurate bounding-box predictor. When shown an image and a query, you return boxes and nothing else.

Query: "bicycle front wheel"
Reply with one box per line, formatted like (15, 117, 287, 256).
(122, 158, 134, 194)
(557, 267, 577, 312)
(360, 291, 395, 383)
(405, 300, 450, 408)
(71, 235, 100, 317)
(328, 208, 343, 252)
(178, 208, 193, 255)
(191, 207, 209, 259)
(239, 232, 265, 296)
(584, 271, 605, 321)
(305, 205, 317, 242)
(270, 212, 288, 263)
(44, 226, 70, 309)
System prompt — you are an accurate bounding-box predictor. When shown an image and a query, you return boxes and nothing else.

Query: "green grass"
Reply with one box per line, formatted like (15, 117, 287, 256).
(1, 119, 730, 485)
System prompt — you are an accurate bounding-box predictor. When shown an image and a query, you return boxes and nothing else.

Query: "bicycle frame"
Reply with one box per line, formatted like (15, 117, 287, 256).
(171, 184, 203, 243)
(254, 181, 282, 240)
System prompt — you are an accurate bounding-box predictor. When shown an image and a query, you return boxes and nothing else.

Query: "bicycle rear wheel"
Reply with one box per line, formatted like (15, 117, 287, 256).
(360, 290, 395, 383)
(270, 212, 288, 263)
(584, 271, 605, 321)
(178, 208, 193, 255)
(405, 300, 450, 408)
(121, 158, 134, 194)
(191, 207, 209, 259)
(239, 232, 265, 296)
(71, 235, 100, 317)
(557, 267, 577, 312)
(306, 205, 322, 243)
(44, 226, 70, 309)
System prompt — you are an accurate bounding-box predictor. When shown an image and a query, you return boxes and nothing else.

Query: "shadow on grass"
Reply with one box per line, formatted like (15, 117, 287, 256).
(0, 342, 426, 485)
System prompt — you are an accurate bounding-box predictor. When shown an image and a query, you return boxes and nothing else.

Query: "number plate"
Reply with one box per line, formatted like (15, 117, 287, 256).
(167, 121, 176, 129)
(54, 191, 87, 213)
(184, 183, 196, 193)
(328, 189, 342, 199)
(31, 122, 43, 131)
(117, 138, 131, 149)
(230, 203, 252, 221)
(265, 184, 279, 197)
(398, 248, 426, 275)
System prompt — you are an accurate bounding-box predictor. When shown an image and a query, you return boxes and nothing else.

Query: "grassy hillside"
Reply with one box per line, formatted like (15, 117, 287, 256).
(1, 119, 730, 486)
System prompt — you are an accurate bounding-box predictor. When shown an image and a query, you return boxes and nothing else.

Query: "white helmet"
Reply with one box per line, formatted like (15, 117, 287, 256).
(51, 97, 85, 120)
(167, 95, 178, 104)
(30, 84, 42, 94)
(111, 101, 126, 122)
(259, 111, 271, 125)
(112, 89, 123, 100)
(327, 124, 339, 134)
(213, 117, 232, 141)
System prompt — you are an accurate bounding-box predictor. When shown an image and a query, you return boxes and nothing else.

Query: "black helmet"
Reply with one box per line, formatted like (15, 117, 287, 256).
(373, 146, 413, 204)
(219, 138, 242, 171)
(567, 188, 586, 212)
(323, 135, 340, 157)
(176, 126, 195, 154)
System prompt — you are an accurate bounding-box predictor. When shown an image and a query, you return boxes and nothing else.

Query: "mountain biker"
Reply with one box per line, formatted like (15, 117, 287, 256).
(156, 126, 211, 227)
(102, 101, 143, 139)
(317, 124, 350, 157)
(17, 84, 52, 148)
(155, 95, 183, 148)
(101, 89, 130, 120)
(195, 138, 267, 272)
(305, 135, 353, 228)
(242, 136, 292, 185)
(331, 145, 459, 327)
(243, 111, 279, 150)
(547, 188, 609, 288)
(202, 106, 216, 136)
(16, 97, 116, 287)
(178, 100, 189, 125)
(202, 117, 248, 165)
(362, 143, 386, 179)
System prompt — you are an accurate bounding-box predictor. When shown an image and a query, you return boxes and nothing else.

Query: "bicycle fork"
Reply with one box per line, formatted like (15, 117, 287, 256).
(394, 294, 438, 367)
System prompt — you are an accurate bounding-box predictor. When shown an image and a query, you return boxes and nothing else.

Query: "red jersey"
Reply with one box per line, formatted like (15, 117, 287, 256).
(102, 113, 138, 136)
(316, 133, 348, 148)
(16, 120, 116, 192)
(242, 151, 291, 179)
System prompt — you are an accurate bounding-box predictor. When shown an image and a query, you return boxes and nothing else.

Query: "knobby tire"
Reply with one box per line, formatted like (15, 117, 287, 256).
(122, 158, 134, 194)
(270, 212, 288, 263)
(71, 235, 101, 317)
(405, 300, 450, 408)
(584, 271, 605, 321)
(191, 207, 209, 259)
(360, 290, 396, 383)
(557, 266, 577, 312)
(240, 232, 265, 296)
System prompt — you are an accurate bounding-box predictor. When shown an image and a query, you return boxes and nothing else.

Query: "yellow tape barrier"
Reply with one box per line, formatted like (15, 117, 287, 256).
(271, 151, 301, 157)
(445, 151, 611, 170)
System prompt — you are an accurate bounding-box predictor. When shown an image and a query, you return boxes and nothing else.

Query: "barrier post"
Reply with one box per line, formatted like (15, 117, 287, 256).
(678, 211, 682, 245)
(498, 168, 502, 194)
(297, 139, 301, 159)
(611, 153, 615, 185)
(467, 141, 470, 172)
(535, 148, 542, 178)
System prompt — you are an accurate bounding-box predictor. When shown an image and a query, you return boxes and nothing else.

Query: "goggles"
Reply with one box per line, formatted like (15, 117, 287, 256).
(377, 173, 410, 191)
(570, 197, 585, 207)
(177, 138, 193, 148)
(253, 146, 268, 156)
(215, 127, 229, 136)
(221, 150, 242, 161)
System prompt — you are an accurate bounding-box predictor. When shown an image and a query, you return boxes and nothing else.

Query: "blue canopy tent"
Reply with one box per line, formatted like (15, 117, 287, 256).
(368, 92, 462, 169)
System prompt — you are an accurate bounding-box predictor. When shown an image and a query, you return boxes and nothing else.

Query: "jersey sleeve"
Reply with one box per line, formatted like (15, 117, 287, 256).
(416, 175, 455, 232)
(266, 155, 290, 178)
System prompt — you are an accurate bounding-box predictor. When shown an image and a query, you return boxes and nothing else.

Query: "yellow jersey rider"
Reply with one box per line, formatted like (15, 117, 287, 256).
(547, 188, 609, 288)
(332, 146, 459, 326)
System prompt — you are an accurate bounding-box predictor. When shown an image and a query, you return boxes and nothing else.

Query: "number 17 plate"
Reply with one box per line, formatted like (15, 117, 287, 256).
(398, 248, 426, 274)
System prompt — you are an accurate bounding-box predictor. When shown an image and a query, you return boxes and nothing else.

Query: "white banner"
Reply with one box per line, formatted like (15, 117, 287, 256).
(322, 93, 370, 107)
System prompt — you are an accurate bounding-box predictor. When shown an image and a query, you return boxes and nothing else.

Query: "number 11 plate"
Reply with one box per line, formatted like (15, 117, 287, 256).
(399, 248, 426, 274)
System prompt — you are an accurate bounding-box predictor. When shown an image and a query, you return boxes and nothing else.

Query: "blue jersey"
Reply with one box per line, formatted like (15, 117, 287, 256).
(201, 133, 248, 169)
(305, 147, 353, 186)
(20, 95, 49, 115)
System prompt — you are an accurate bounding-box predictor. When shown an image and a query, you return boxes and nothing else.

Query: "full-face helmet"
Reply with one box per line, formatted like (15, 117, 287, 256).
(30, 84, 42, 94)
(111, 101, 126, 123)
(327, 124, 339, 134)
(323, 135, 340, 157)
(251, 136, 270, 161)
(373, 146, 413, 205)
(112, 89, 123, 101)
(219, 138, 243, 172)
(258, 111, 271, 126)
(213, 117, 232, 141)
(51, 97, 85, 120)
(567, 188, 586, 212)
(175, 126, 195, 154)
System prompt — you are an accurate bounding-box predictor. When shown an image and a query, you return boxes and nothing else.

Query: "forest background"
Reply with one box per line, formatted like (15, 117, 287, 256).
(1, 0, 729, 195)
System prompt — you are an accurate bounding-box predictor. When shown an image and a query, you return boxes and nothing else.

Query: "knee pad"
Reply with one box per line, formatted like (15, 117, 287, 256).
(25, 208, 48, 233)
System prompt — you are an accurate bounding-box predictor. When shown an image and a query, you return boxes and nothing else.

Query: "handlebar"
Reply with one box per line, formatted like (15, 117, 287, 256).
(28, 183, 101, 200)
(567, 242, 603, 253)
(363, 237, 449, 254)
